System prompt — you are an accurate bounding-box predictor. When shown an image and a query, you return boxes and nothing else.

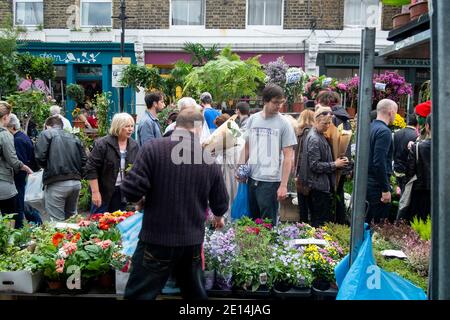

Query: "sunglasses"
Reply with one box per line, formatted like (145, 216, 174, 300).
(316, 111, 332, 118)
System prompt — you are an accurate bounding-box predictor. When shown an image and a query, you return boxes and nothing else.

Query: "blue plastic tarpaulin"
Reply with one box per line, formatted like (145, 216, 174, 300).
(116, 211, 143, 257)
(335, 225, 427, 300)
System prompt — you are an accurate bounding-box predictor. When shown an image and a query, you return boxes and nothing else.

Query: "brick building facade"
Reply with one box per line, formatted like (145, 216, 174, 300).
(0, 0, 399, 31)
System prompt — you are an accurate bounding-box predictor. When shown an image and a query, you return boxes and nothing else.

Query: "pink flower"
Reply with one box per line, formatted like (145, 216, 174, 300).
(62, 242, 77, 255)
(263, 223, 273, 230)
(78, 220, 91, 227)
(97, 239, 112, 250)
(255, 218, 264, 225)
(55, 259, 65, 273)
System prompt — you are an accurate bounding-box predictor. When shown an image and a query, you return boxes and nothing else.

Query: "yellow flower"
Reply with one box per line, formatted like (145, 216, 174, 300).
(393, 114, 406, 129)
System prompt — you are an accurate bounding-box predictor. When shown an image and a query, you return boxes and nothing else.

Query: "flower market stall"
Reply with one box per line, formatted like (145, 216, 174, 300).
(0, 212, 429, 300)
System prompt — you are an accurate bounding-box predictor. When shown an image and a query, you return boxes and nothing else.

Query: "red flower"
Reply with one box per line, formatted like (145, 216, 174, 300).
(99, 222, 110, 230)
(255, 218, 264, 225)
(263, 223, 273, 230)
(52, 232, 64, 247)
(71, 233, 81, 243)
(90, 213, 104, 221)
(254, 227, 260, 235)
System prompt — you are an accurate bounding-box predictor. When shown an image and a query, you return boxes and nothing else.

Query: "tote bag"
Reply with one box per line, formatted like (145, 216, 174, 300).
(24, 170, 45, 214)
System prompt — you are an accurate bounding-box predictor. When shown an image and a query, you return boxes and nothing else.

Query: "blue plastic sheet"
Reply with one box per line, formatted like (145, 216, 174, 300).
(116, 211, 143, 257)
(335, 225, 427, 300)
(231, 183, 250, 220)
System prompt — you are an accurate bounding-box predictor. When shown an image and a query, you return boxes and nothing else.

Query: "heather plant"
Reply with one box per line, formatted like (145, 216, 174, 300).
(264, 57, 289, 88)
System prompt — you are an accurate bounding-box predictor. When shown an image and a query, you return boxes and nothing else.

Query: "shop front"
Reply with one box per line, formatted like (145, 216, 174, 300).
(317, 53, 430, 107)
(18, 42, 136, 121)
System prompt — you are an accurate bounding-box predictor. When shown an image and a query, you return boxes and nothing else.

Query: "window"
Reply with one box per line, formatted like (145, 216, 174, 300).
(81, 0, 112, 27)
(14, 0, 43, 26)
(248, 0, 282, 26)
(171, 0, 205, 26)
(344, 0, 381, 28)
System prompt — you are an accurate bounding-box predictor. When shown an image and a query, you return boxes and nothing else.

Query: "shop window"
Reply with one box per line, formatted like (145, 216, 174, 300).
(171, 0, 205, 26)
(14, 0, 43, 26)
(247, 0, 283, 26)
(344, 0, 381, 29)
(76, 65, 103, 76)
(326, 68, 359, 81)
(81, 0, 112, 27)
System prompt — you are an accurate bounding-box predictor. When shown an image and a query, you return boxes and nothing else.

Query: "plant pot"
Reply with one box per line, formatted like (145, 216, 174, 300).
(203, 270, 215, 291)
(73, 119, 85, 129)
(98, 272, 114, 289)
(292, 102, 304, 113)
(47, 279, 64, 290)
(312, 278, 331, 291)
(280, 102, 288, 113)
(215, 272, 232, 290)
(392, 12, 411, 29)
(274, 281, 293, 292)
(410, 1, 428, 21)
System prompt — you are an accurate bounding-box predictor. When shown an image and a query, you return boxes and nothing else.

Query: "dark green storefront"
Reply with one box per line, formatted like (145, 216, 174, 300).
(18, 42, 136, 121)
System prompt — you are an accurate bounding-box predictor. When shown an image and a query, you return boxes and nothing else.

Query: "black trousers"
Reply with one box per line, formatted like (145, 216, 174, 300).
(0, 196, 17, 219)
(297, 192, 311, 223)
(309, 190, 333, 227)
(124, 241, 207, 300)
(335, 176, 348, 225)
(366, 179, 391, 224)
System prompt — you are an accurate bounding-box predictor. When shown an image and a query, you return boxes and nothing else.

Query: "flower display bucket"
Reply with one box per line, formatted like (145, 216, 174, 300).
(204, 270, 215, 290)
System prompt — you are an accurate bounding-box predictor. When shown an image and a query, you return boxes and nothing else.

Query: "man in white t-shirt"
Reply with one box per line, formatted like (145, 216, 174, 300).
(50, 105, 72, 131)
(238, 84, 297, 225)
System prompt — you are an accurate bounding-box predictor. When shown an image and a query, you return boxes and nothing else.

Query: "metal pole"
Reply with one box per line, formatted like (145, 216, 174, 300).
(119, 0, 126, 113)
(349, 28, 376, 266)
(430, 0, 450, 300)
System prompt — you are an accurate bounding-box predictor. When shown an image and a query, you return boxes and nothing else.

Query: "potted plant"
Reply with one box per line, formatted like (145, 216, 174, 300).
(285, 67, 306, 113)
(71, 108, 85, 129)
(392, 4, 411, 29)
(184, 47, 265, 108)
(205, 228, 236, 290)
(410, 0, 428, 21)
(66, 83, 85, 108)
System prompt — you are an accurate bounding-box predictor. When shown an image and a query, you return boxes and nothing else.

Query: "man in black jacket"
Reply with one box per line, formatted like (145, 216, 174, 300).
(35, 116, 87, 221)
(121, 108, 228, 300)
(367, 99, 398, 223)
(393, 115, 418, 193)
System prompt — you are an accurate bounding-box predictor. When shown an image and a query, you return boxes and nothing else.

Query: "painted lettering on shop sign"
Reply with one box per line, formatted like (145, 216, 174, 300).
(38, 52, 101, 64)
(325, 54, 430, 67)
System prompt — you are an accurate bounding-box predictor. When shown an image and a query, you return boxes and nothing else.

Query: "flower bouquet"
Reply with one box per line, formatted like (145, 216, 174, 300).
(202, 114, 241, 153)
(324, 122, 353, 185)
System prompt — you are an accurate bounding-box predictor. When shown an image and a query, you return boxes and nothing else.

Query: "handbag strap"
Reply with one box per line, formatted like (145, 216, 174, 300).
(415, 142, 419, 163)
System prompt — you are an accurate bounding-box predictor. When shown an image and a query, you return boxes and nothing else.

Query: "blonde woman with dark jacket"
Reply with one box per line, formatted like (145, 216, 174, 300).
(0, 101, 33, 225)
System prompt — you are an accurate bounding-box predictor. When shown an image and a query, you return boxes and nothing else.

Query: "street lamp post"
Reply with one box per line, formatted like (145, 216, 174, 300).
(112, 0, 128, 112)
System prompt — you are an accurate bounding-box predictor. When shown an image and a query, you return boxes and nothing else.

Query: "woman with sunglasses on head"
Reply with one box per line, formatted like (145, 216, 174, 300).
(299, 106, 349, 227)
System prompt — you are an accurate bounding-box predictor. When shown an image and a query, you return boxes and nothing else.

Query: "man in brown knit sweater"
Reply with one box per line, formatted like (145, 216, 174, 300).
(121, 108, 228, 300)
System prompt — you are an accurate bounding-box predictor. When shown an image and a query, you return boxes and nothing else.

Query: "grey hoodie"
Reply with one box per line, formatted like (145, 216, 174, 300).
(0, 126, 24, 183)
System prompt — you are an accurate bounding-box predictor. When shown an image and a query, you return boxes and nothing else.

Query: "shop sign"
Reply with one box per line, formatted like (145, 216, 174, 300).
(37, 52, 101, 64)
(112, 57, 131, 88)
(325, 54, 430, 67)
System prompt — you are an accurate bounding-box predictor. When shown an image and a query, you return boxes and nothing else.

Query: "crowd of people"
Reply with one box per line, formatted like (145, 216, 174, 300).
(0, 83, 432, 299)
